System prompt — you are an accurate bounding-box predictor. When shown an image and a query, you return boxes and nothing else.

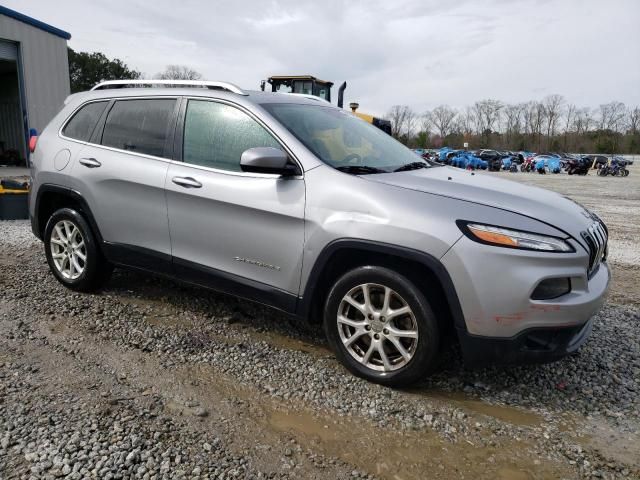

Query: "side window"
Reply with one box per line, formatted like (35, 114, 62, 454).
(101, 99, 175, 158)
(62, 101, 109, 142)
(183, 100, 280, 172)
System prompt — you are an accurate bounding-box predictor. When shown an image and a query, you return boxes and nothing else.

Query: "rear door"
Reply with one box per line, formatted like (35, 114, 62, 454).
(69, 97, 179, 269)
(165, 98, 305, 308)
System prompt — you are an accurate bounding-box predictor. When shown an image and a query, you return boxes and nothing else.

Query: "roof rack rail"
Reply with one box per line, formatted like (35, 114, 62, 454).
(90, 79, 248, 95)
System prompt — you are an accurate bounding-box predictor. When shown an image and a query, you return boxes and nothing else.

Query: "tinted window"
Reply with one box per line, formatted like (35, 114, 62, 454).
(101, 99, 175, 157)
(183, 100, 280, 172)
(62, 101, 108, 141)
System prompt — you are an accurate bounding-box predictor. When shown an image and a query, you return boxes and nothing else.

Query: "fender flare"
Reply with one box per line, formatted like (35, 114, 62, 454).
(32, 184, 103, 243)
(296, 238, 466, 330)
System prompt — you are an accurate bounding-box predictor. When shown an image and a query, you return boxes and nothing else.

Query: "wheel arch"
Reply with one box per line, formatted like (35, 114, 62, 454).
(33, 184, 103, 244)
(297, 239, 466, 333)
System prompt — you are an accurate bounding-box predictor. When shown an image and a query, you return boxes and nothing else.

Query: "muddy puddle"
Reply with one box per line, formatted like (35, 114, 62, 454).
(265, 404, 563, 480)
(178, 365, 572, 480)
(412, 390, 543, 427)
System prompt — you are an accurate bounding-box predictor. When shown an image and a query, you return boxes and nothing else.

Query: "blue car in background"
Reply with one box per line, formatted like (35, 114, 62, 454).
(448, 151, 488, 170)
(533, 154, 561, 173)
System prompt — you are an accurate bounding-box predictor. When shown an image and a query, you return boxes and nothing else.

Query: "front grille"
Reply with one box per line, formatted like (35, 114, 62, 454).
(581, 220, 608, 276)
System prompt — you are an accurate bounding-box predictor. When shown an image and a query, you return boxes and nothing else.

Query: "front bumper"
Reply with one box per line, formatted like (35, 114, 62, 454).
(441, 235, 611, 363)
(457, 315, 594, 365)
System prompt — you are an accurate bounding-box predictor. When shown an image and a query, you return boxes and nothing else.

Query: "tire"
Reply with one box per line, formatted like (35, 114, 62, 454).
(44, 208, 113, 292)
(323, 266, 439, 387)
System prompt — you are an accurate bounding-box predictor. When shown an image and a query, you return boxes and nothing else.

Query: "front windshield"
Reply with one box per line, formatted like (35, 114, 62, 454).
(262, 103, 432, 173)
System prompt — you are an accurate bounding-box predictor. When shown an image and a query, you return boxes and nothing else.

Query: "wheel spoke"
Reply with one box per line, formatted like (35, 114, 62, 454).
(387, 305, 411, 320)
(386, 335, 411, 362)
(71, 255, 83, 275)
(52, 253, 66, 260)
(61, 255, 70, 273)
(50, 238, 65, 247)
(361, 284, 372, 312)
(344, 296, 366, 315)
(385, 326, 418, 339)
(361, 342, 375, 364)
(382, 286, 391, 313)
(63, 221, 73, 241)
(343, 328, 367, 347)
(376, 343, 392, 371)
(54, 225, 66, 243)
(337, 315, 366, 328)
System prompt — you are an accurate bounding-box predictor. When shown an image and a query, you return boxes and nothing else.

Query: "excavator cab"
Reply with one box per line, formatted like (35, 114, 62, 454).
(262, 76, 333, 102)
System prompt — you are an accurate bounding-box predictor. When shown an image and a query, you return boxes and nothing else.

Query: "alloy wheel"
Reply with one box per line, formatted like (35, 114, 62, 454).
(337, 283, 419, 372)
(50, 220, 87, 280)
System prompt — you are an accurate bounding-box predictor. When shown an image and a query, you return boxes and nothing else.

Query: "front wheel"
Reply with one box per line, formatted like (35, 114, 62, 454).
(324, 266, 439, 387)
(44, 208, 113, 292)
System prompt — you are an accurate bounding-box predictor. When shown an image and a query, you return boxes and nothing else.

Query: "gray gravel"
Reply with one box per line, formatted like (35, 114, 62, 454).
(1, 219, 639, 479)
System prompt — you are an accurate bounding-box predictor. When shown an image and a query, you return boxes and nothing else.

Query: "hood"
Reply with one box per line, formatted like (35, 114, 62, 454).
(363, 166, 596, 245)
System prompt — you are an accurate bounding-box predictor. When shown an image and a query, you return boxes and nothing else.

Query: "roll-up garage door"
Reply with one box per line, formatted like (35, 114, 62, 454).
(0, 40, 18, 61)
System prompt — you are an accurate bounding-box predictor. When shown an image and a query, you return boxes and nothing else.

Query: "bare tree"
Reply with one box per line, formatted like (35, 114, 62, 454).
(572, 107, 594, 135)
(404, 108, 418, 139)
(542, 94, 565, 140)
(458, 107, 476, 137)
(626, 106, 640, 134)
(420, 113, 433, 136)
(155, 65, 203, 80)
(503, 103, 525, 147)
(386, 105, 412, 138)
(473, 99, 503, 136)
(522, 101, 545, 150)
(598, 101, 626, 132)
(563, 103, 577, 149)
(427, 105, 457, 138)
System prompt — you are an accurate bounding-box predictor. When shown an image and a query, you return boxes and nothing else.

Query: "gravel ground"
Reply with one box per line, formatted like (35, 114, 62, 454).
(1, 168, 639, 479)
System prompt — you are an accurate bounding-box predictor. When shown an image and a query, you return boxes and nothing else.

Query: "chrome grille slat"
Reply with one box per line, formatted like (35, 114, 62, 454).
(583, 220, 608, 275)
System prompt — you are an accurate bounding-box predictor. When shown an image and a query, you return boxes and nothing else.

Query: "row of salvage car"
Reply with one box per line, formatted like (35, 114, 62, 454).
(414, 148, 632, 176)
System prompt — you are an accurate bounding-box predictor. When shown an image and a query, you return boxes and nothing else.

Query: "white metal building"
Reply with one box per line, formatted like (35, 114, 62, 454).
(0, 6, 71, 165)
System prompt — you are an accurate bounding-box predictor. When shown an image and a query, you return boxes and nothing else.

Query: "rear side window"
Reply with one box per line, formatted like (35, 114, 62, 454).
(183, 100, 280, 172)
(101, 99, 175, 158)
(62, 101, 108, 141)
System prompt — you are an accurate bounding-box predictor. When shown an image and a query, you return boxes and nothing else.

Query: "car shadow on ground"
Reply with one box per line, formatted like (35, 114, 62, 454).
(102, 267, 638, 417)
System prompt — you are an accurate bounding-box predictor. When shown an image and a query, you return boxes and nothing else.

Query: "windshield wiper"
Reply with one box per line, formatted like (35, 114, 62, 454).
(335, 165, 387, 175)
(393, 161, 430, 172)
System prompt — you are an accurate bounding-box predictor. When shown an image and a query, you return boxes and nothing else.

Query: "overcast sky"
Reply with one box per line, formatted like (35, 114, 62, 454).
(8, 0, 640, 116)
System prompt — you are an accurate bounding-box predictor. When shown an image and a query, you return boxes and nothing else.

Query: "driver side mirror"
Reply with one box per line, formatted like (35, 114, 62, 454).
(240, 147, 299, 176)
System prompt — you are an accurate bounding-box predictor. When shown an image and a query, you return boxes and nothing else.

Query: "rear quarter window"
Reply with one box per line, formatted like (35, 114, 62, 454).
(61, 101, 109, 142)
(101, 99, 176, 158)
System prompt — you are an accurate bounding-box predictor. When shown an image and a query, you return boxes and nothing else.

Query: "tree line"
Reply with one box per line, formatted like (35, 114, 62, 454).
(66, 48, 639, 154)
(387, 96, 640, 154)
(67, 48, 202, 93)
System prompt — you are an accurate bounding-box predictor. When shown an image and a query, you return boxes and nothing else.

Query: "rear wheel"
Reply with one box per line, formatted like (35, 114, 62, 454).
(324, 266, 439, 387)
(44, 208, 112, 292)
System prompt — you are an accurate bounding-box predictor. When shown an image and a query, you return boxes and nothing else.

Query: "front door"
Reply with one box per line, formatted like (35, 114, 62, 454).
(165, 99, 305, 310)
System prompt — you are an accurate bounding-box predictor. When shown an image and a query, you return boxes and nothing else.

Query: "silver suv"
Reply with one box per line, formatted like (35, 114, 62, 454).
(29, 80, 610, 386)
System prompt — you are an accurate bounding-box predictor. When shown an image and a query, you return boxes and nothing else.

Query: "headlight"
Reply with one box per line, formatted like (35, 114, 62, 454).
(457, 221, 574, 252)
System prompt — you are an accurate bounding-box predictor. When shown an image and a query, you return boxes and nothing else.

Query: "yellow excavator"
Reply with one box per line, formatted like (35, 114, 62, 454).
(260, 75, 392, 135)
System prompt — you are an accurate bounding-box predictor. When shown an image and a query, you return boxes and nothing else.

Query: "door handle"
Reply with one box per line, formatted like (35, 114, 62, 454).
(172, 176, 202, 188)
(79, 157, 101, 168)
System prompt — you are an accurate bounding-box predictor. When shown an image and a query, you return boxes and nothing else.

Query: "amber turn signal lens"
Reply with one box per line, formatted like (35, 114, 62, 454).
(468, 225, 519, 247)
